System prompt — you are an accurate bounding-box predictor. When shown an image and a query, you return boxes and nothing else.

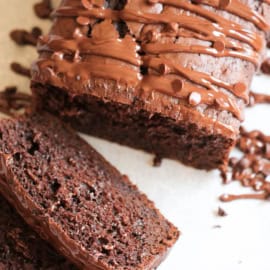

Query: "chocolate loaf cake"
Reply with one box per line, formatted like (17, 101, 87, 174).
(0, 113, 179, 270)
(31, 0, 270, 170)
(0, 195, 77, 269)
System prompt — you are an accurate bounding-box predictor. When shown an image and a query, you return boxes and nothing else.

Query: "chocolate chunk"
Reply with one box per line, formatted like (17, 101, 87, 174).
(213, 40, 225, 52)
(189, 92, 201, 106)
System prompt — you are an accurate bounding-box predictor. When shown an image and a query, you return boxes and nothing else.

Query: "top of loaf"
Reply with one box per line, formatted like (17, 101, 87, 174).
(32, 0, 270, 133)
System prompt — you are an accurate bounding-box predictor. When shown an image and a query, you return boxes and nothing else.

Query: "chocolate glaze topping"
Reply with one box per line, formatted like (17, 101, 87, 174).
(32, 0, 270, 121)
(220, 127, 270, 202)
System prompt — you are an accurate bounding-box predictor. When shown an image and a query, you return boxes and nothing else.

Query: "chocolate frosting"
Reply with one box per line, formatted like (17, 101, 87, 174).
(32, 0, 270, 121)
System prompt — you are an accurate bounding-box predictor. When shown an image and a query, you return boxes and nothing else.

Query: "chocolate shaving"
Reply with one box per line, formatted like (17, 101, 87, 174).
(220, 127, 270, 202)
(248, 91, 270, 107)
(10, 27, 42, 46)
(0, 87, 32, 117)
(10, 62, 31, 78)
(261, 57, 270, 75)
(34, 0, 53, 19)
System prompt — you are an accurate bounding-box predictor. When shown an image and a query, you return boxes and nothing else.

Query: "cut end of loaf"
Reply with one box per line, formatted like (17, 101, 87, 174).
(0, 112, 179, 270)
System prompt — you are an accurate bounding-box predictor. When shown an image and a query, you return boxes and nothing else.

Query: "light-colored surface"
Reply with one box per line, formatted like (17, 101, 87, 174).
(1, 1, 270, 270)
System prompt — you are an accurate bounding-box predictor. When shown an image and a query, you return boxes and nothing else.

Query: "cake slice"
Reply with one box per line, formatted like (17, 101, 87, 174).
(31, 0, 270, 170)
(0, 195, 77, 269)
(0, 113, 179, 270)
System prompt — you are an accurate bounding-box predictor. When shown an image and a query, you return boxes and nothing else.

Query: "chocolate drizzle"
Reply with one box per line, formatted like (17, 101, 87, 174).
(249, 91, 270, 107)
(32, 0, 270, 120)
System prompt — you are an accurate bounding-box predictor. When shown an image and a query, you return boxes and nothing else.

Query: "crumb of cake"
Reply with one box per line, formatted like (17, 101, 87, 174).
(153, 155, 162, 167)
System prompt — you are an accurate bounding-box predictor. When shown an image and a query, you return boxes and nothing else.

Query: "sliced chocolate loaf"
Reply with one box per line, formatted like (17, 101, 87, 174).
(0, 113, 179, 270)
(0, 195, 77, 269)
(31, 0, 270, 170)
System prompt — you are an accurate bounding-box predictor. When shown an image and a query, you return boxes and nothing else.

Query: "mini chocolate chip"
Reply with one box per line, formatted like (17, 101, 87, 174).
(189, 92, 201, 106)
(171, 79, 183, 92)
(76, 16, 91, 26)
(219, 0, 231, 9)
(213, 40, 225, 52)
(158, 64, 170, 75)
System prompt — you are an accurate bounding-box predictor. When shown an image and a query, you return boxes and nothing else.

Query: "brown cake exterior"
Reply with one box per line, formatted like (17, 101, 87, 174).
(0, 195, 77, 270)
(31, 0, 270, 170)
(0, 113, 179, 270)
